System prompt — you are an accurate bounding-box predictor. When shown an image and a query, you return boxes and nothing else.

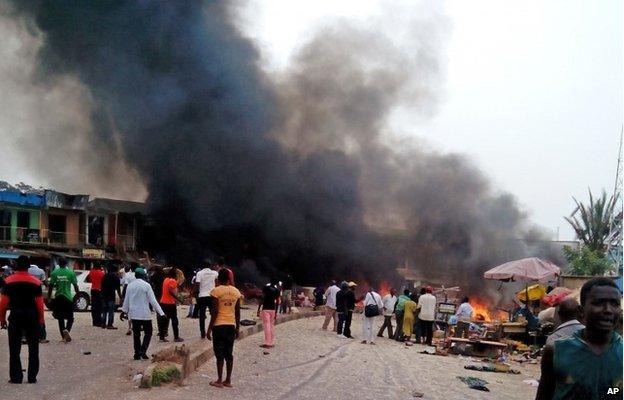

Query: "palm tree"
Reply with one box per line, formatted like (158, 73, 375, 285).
(565, 189, 619, 253)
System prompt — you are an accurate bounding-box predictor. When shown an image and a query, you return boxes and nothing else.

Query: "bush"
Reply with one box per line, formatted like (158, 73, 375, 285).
(151, 365, 182, 387)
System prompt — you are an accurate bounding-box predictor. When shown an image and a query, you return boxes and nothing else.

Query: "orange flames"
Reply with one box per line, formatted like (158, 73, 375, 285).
(470, 298, 507, 322)
(378, 281, 392, 297)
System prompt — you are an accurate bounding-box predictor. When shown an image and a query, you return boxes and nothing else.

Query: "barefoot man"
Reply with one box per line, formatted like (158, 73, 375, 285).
(208, 268, 241, 388)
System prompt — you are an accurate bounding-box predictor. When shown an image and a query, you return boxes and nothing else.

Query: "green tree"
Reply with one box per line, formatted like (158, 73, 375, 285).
(563, 246, 614, 276)
(564, 189, 619, 253)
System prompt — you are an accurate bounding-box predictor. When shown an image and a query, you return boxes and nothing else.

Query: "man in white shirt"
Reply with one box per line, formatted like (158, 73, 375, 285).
(28, 264, 48, 344)
(121, 264, 138, 335)
(321, 281, 340, 331)
(121, 268, 164, 360)
(194, 260, 219, 339)
(454, 296, 473, 338)
(361, 289, 384, 344)
(417, 286, 437, 345)
(377, 288, 397, 338)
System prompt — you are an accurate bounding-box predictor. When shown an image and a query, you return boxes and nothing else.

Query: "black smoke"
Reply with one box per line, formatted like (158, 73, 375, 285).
(2, 1, 561, 297)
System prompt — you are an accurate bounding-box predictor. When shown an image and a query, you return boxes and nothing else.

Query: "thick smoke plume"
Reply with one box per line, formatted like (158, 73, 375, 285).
(1, 1, 561, 297)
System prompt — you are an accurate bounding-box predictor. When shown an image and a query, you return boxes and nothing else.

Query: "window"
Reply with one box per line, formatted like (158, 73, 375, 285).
(48, 214, 67, 244)
(17, 211, 30, 228)
(0, 209, 10, 241)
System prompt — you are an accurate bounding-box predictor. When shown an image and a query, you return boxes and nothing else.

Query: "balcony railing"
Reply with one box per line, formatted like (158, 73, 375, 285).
(0, 226, 41, 243)
(0, 226, 86, 247)
(0, 226, 137, 251)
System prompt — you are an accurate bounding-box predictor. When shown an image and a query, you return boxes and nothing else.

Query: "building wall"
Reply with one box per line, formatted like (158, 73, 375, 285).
(43, 209, 83, 247)
(0, 205, 40, 242)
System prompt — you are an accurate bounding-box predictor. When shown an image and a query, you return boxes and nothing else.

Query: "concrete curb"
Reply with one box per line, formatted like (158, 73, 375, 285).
(142, 310, 324, 387)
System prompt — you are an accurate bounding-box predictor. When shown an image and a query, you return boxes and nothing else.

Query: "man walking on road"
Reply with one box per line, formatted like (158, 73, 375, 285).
(257, 277, 280, 348)
(194, 260, 218, 339)
(417, 286, 437, 346)
(121, 268, 164, 360)
(536, 278, 622, 400)
(101, 264, 121, 329)
(208, 268, 242, 388)
(322, 280, 340, 331)
(86, 263, 105, 327)
(378, 288, 397, 338)
(361, 289, 383, 345)
(48, 258, 79, 342)
(159, 267, 184, 342)
(0, 256, 45, 383)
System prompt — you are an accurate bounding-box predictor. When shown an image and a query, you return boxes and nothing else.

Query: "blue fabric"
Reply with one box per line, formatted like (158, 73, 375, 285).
(615, 276, 623, 293)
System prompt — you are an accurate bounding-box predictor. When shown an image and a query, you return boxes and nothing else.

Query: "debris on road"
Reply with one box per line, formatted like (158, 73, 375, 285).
(457, 376, 490, 391)
(464, 363, 520, 374)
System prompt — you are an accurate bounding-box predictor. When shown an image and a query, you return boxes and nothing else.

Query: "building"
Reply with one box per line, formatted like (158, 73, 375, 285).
(0, 186, 44, 245)
(0, 181, 146, 259)
(86, 198, 146, 252)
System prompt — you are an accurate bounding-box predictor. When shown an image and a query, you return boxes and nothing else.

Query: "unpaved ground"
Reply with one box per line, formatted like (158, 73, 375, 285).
(0, 311, 540, 400)
(136, 316, 541, 400)
(0, 305, 259, 400)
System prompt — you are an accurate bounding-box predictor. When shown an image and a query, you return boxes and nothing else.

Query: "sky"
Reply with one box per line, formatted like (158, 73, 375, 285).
(240, 0, 623, 241)
(0, 0, 621, 241)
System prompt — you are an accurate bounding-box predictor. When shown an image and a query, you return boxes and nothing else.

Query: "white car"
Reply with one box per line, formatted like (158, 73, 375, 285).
(67, 270, 121, 312)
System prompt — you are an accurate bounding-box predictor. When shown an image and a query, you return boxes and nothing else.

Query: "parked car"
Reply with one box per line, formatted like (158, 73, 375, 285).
(46, 270, 121, 312)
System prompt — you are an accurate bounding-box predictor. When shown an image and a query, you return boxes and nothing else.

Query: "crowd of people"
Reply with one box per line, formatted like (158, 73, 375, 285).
(318, 281, 442, 346)
(1, 257, 621, 397)
(0, 256, 242, 386)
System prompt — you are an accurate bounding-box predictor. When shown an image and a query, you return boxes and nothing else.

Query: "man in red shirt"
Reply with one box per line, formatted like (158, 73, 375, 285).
(0, 255, 45, 383)
(86, 263, 105, 327)
(159, 267, 184, 342)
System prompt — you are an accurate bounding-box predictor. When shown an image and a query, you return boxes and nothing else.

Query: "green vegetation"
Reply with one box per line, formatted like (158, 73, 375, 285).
(563, 189, 619, 276)
(151, 365, 182, 387)
(563, 246, 614, 276)
(565, 190, 619, 253)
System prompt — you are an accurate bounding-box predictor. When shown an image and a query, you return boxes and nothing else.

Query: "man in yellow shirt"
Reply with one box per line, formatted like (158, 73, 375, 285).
(208, 269, 241, 388)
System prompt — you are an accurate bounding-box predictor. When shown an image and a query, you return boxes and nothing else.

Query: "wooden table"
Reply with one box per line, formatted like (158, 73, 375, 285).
(502, 322, 527, 334)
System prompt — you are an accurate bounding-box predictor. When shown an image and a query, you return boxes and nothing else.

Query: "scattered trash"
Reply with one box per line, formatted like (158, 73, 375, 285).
(318, 355, 325, 358)
(458, 376, 489, 391)
(200, 374, 209, 378)
(132, 374, 143, 385)
(83, 351, 92, 355)
(240, 319, 256, 326)
(411, 390, 424, 397)
(419, 347, 447, 356)
(262, 351, 270, 355)
(523, 379, 540, 387)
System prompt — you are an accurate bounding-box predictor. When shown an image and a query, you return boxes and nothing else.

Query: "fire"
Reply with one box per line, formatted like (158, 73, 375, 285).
(470, 297, 507, 322)
(378, 281, 392, 297)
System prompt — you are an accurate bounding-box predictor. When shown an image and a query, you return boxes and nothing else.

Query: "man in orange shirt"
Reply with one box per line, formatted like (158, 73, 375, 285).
(159, 268, 184, 342)
(207, 268, 241, 388)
